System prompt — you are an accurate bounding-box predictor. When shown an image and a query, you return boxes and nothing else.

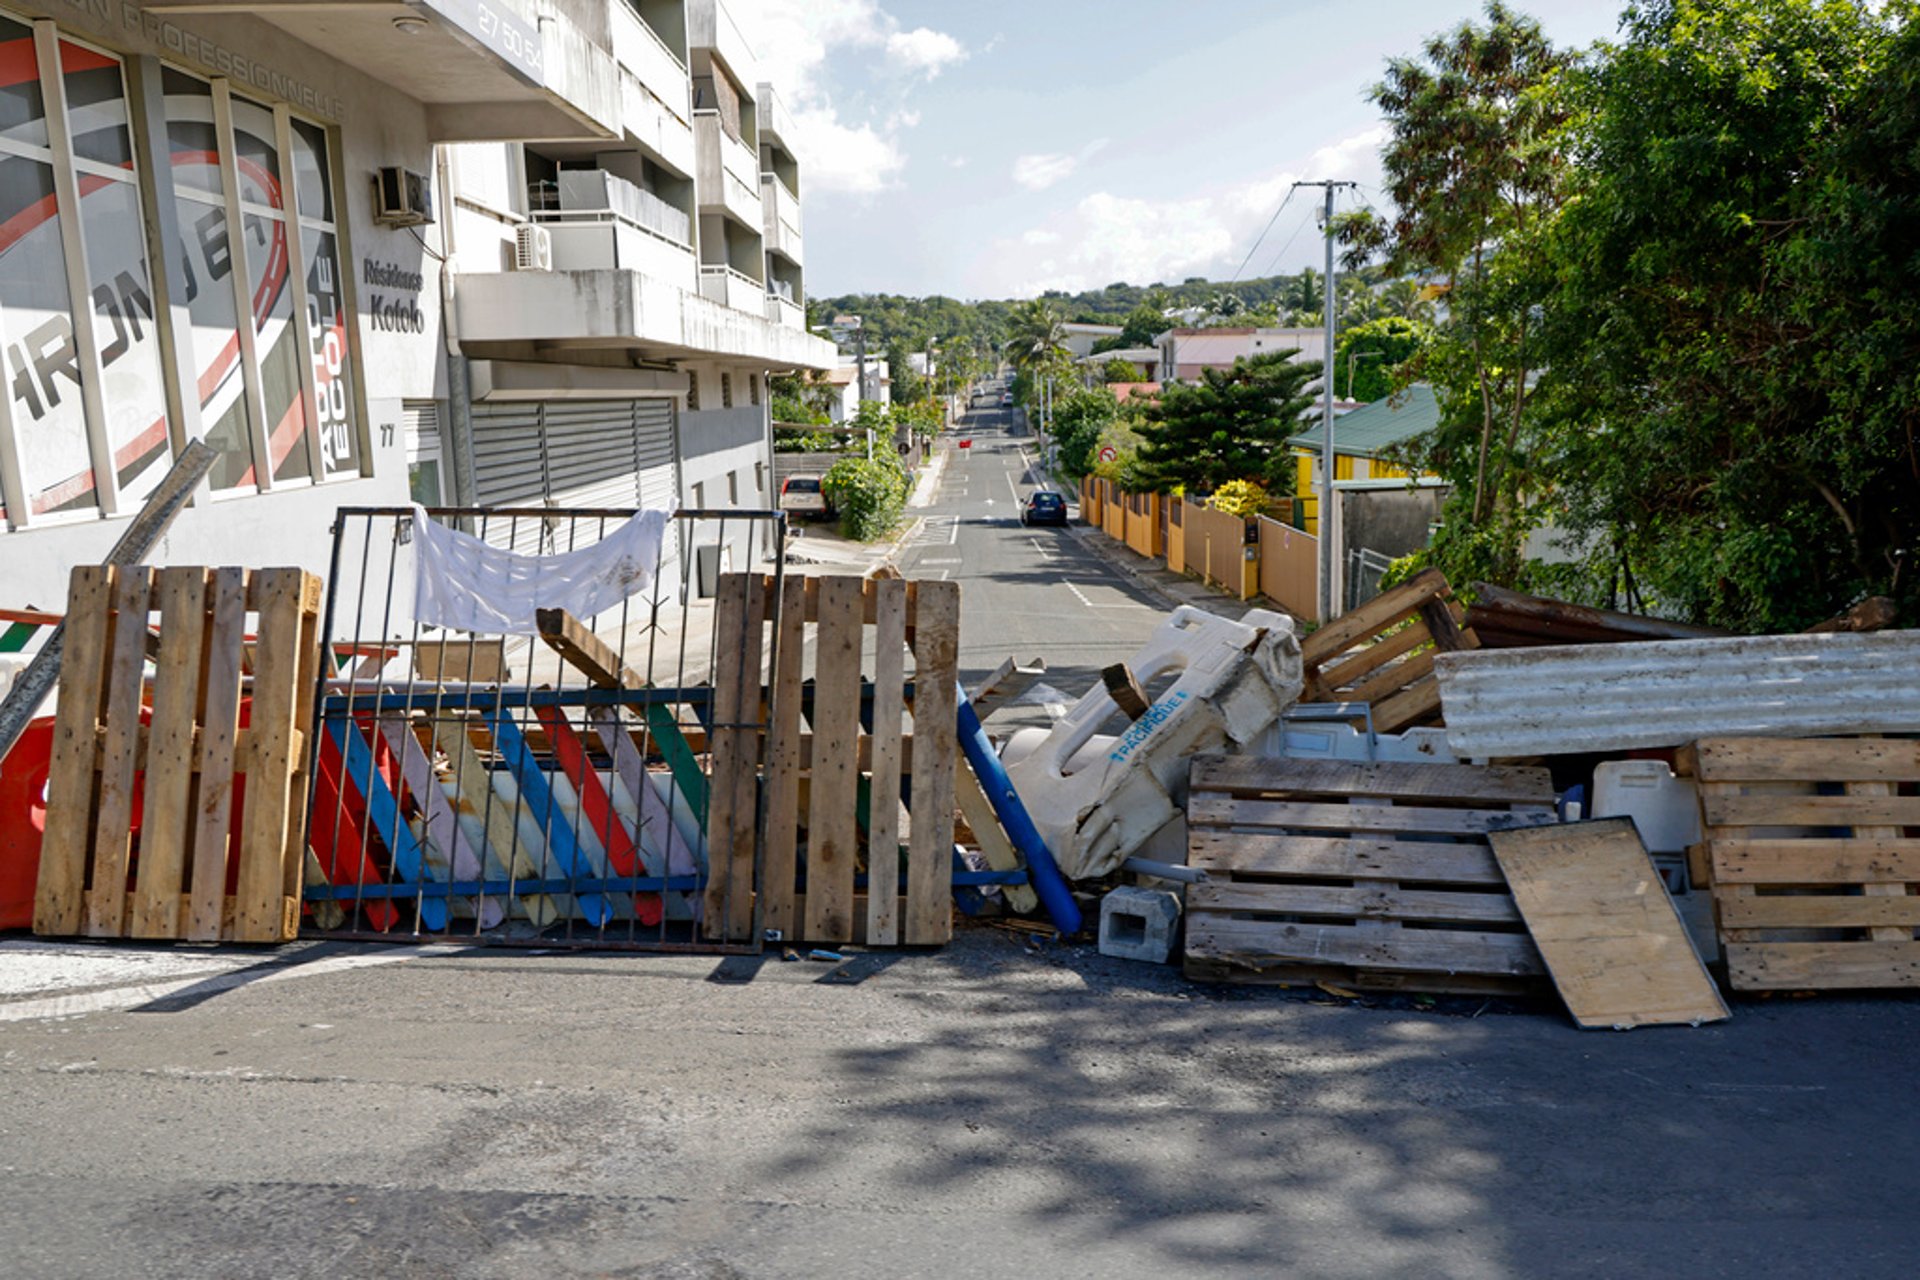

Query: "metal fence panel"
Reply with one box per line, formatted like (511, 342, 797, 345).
(304, 505, 785, 951)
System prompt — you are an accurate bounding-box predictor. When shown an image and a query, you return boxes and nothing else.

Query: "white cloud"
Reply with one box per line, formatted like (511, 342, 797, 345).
(1012, 152, 1080, 191)
(946, 155, 969, 169)
(724, 0, 964, 194)
(974, 127, 1389, 296)
(885, 27, 966, 79)
(1010, 138, 1110, 191)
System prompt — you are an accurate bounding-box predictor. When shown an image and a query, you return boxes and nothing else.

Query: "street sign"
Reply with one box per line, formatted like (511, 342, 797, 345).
(1098, 445, 1118, 463)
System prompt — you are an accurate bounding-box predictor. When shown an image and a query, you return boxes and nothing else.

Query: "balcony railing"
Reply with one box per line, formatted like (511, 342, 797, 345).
(612, 2, 690, 121)
(694, 111, 763, 224)
(766, 293, 805, 329)
(698, 263, 764, 313)
(554, 169, 691, 244)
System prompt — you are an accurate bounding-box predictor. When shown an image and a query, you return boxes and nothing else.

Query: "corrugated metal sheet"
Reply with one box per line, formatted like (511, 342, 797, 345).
(1434, 630, 1920, 758)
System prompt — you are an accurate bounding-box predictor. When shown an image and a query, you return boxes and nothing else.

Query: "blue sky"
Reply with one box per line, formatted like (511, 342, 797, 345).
(731, 0, 1628, 300)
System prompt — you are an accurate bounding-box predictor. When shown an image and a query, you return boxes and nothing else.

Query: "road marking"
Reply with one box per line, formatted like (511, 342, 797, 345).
(948, 517, 959, 544)
(1006, 470, 1023, 505)
(0, 945, 455, 1023)
(918, 557, 962, 565)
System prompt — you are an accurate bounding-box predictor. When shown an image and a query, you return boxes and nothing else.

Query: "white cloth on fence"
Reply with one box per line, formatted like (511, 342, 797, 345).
(411, 506, 670, 635)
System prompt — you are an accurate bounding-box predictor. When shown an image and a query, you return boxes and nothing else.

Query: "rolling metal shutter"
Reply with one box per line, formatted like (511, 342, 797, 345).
(469, 398, 681, 560)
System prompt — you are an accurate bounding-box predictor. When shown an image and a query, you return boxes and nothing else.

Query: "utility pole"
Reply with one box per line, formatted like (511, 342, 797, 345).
(1294, 179, 1356, 621)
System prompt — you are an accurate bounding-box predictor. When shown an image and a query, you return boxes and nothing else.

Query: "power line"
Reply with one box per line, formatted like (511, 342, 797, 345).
(1228, 185, 1297, 285)
(1257, 200, 1321, 279)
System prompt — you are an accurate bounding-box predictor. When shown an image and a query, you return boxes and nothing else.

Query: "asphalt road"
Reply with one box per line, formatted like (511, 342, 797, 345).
(904, 388, 1167, 734)
(2, 386, 1917, 1278)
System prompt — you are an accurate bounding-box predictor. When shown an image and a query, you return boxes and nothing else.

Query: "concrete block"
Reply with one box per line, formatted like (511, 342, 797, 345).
(1099, 885, 1182, 964)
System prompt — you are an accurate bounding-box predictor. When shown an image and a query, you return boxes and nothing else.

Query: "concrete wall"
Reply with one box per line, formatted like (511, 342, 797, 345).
(1341, 486, 1448, 564)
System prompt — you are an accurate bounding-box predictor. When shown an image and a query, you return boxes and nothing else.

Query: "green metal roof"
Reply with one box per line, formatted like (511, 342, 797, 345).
(1291, 384, 1439, 458)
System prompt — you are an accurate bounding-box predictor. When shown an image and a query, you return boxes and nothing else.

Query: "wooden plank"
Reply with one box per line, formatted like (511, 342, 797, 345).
(786, 893, 912, 946)
(1371, 673, 1444, 734)
(130, 568, 208, 939)
(34, 566, 114, 937)
(589, 708, 697, 921)
(1418, 596, 1469, 653)
(1189, 793, 1559, 837)
(730, 572, 766, 939)
(334, 718, 451, 931)
(381, 715, 499, 926)
(755, 573, 807, 941)
(1182, 954, 1539, 996)
(85, 568, 153, 938)
(1188, 881, 1523, 926)
(865, 577, 907, 945)
(1300, 568, 1449, 667)
(700, 573, 755, 940)
(185, 568, 247, 942)
(956, 760, 1040, 913)
(534, 606, 707, 817)
(1190, 756, 1555, 807)
(1701, 792, 1920, 829)
(1344, 646, 1436, 708)
(804, 577, 864, 942)
(1694, 736, 1920, 783)
(1489, 818, 1727, 1029)
(1844, 734, 1910, 943)
(1718, 895, 1920, 929)
(1186, 831, 1508, 885)
(1708, 838, 1920, 884)
(537, 707, 663, 926)
(1309, 614, 1431, 697)
(905, 580, 959, 946)
(278, 580, 324, 910)
(232, 569, 305, 942)
(434, 722, 558, 926)
(1726, 941, 1920, 990)
(1187, 914, 1543, 977)
(1101, 662, 1151, 720)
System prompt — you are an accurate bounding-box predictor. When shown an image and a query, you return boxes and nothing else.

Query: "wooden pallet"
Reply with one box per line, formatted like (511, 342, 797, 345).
(1299, 568, 1477, 733)
(706, 573, 960, 947)
(1184, 755, 1555, 993)
(1687, 736, 1920, 991)
(34, 566, 322, 943)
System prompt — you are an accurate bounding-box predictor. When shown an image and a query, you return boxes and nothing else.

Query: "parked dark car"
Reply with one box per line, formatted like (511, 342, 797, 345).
(1020, 490, 1068, 526)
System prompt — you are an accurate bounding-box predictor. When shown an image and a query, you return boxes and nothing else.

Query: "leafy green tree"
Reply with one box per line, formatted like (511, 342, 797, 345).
(1101, 358, 1145, 383)
(1525, 0, 1918, 628)
(1333, 316, 1429, 403)
(1133, 351, 1320, 494)
(1051, 385, 1120, 477)
(886, 341, 926, 406)
(1118, 302, 1166, 347)
(1335, 1, 1575, 549)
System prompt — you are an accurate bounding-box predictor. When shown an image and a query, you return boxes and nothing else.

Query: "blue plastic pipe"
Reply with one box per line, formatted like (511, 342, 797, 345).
(956, 683, 1083, 935)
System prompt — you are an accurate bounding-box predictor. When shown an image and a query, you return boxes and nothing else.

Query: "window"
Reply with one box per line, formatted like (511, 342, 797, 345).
(692, 480, 705, 508)
(0, 31, 358, 532)
(686, 372, 699, 411)
(727, 469, 738, 503)
(748, 374, 759, 407)
(720, 372, 733, 408)
(404, 399, 442, 505)
(0, 22, 170, 523)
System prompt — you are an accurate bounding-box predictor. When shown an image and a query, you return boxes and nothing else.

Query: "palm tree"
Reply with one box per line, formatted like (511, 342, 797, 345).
(1002, 298, 1068, 371)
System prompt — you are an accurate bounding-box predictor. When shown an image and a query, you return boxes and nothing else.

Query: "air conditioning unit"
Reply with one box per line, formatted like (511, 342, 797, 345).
(373, 166, 433, 227)
(514, 223, 554, 271)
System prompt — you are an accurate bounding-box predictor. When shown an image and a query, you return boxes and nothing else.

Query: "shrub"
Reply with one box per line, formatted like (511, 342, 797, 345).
(823, 453, 911, 541)
(1209, 478, 1270, 518)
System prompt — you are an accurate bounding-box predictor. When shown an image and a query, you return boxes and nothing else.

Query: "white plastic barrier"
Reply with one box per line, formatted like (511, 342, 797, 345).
(1002, 605, 1302, 880)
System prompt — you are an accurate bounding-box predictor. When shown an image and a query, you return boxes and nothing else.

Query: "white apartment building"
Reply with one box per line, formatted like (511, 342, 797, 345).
(0, 0, 832, 608)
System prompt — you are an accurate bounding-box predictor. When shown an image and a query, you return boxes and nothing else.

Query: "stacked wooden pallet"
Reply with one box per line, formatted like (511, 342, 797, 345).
(35, 566, 322, 943)
(1184, 755, 1555, 993)
(707, 572, 961, 947)
(1300, 568, 1476, 733)
(1688, 736, 1920, 991)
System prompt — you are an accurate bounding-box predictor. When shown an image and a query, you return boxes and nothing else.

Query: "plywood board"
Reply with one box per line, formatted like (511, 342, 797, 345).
(1489, 818, 1728, 1029)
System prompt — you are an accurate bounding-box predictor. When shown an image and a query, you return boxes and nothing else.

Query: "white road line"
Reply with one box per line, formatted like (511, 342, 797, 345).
(0, 945, 455, 1023)
(918, 557, 962, 565)
(947, 517, 959, 545)
(1006, 469, 1023, 505)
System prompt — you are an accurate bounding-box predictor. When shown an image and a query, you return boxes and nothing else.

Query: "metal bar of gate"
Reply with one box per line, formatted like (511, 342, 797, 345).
(301, 506, 785, 953)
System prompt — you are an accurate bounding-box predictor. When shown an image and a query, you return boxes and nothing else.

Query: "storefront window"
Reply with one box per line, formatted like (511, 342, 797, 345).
(0, 17, 359, 530)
